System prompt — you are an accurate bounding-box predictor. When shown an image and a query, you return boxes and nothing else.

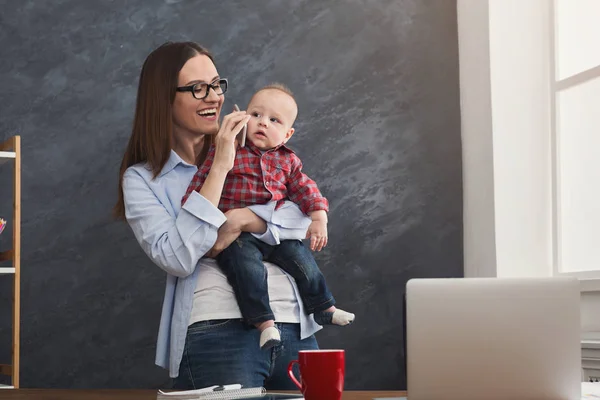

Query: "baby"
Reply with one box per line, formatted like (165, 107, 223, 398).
(182, 84, 354, 349)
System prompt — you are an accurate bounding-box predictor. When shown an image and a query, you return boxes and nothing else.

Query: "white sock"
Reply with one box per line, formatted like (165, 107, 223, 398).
(332, 309, 355, 326)
(259, 326, 281, 349)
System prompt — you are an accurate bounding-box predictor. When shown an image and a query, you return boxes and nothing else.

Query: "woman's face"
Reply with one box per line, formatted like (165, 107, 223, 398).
(172, 54, 224, 138)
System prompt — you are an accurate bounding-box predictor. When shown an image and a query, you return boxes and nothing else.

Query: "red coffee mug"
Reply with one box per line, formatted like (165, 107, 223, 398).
(287, 349, 345, 400)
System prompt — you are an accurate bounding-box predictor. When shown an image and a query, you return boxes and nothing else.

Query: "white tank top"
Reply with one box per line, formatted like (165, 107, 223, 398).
(189, 258, 300, 325)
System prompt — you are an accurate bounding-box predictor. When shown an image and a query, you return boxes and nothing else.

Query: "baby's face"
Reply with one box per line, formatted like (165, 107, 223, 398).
(246, 89, 297, 150)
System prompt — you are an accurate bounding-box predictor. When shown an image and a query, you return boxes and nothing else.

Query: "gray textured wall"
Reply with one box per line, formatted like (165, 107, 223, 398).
(0, 0, 462, 389)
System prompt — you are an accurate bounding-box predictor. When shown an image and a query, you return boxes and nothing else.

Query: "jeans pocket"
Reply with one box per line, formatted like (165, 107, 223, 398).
(187, 319, 235, 335)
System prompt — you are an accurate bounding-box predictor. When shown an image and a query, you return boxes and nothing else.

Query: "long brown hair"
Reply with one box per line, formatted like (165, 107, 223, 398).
(113, 41, 214, 220)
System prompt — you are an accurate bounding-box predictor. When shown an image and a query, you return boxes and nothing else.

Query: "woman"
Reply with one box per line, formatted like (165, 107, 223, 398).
(114, 41, 321, 389)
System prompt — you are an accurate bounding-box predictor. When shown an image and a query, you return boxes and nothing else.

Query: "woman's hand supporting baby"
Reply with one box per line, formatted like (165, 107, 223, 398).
(206, 208, 267, 258)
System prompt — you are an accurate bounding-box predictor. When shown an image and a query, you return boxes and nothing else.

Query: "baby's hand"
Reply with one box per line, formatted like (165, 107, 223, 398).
(306, 219, 328, 252)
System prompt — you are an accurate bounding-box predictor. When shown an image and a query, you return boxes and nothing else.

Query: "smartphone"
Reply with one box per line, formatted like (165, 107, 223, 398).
(233, 104, 247, 147)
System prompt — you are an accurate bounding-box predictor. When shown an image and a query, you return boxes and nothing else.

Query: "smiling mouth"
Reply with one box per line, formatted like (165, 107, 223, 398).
(197, 108, 217, 118)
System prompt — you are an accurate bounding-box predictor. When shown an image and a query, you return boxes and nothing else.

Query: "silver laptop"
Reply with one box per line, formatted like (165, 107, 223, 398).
(406, 277, 581, 400)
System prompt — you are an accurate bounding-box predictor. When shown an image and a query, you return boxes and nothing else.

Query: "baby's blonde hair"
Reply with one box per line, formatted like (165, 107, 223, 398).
(258, 82, 294, 98)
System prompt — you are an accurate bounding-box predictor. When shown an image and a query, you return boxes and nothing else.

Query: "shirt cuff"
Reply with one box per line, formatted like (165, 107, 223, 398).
(181, 190, 227, 229)
(251, 222, 280, 246)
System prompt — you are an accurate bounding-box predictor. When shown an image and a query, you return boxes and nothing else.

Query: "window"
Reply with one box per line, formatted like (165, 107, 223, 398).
(551, 0, 600, 278)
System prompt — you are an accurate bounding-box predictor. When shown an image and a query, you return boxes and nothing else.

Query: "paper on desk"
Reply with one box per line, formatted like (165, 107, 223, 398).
(582, 382, 600, 399)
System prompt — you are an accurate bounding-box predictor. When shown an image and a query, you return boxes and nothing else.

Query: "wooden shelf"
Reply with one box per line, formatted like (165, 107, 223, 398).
(0, 136, 20, 389)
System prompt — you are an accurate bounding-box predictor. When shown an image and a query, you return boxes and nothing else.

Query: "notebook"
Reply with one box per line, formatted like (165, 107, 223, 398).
(157, 385, 304, 399)
(158, 385, 263, 399)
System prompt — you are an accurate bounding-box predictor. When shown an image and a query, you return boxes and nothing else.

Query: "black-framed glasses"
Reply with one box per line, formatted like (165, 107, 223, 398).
(176, 78, 228, 100)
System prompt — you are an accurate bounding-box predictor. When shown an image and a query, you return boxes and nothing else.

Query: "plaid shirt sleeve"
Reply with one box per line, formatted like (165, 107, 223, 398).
(286, 154, 329, 214)
(181, 145, 215, 206)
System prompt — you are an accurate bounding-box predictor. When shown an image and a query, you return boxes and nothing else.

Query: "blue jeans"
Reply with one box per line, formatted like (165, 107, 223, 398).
(217, 233, 335, 324)
(173, 319, 319, 390)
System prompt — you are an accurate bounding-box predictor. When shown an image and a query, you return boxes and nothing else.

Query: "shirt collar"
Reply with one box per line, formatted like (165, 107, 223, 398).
(246, 140, 295, 154)
(158, 149, 196, 177)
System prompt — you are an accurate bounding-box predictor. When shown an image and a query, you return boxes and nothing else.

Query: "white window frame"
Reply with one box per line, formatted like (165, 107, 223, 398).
(549, 0, 600, 285)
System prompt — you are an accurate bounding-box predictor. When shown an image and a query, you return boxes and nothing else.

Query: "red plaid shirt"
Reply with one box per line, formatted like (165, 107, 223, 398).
(182, 142, 329, 214)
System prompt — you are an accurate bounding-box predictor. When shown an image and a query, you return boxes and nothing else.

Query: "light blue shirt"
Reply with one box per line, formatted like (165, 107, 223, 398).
(122, 150, 321, 377)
